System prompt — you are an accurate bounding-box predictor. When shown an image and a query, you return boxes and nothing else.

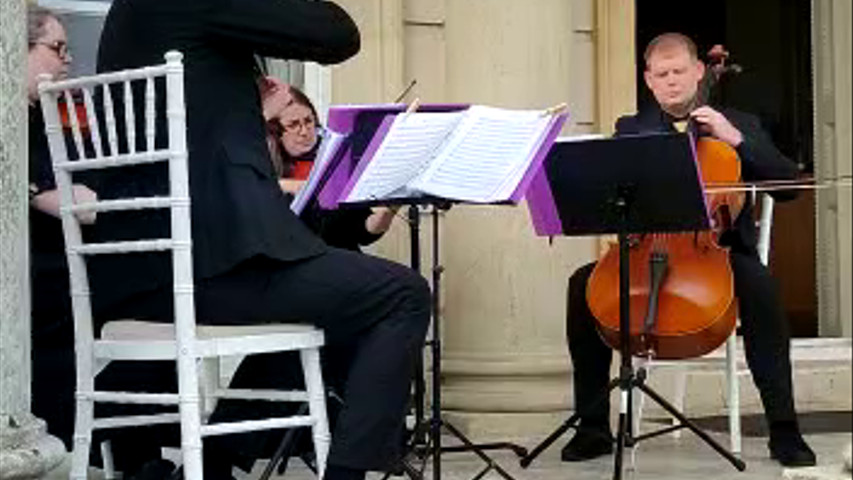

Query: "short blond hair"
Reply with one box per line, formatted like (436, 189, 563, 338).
(643, 33, 698, 67)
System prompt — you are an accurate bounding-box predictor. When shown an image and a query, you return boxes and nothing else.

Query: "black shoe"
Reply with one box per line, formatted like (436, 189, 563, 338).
(560, 427, 614, 462)
(125, 459, 177, 480)
(769, 426, 817, 467)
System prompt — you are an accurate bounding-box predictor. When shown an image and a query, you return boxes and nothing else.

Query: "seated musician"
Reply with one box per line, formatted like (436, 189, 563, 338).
(257, 80, 403, 453)
(560, 32, 816, 467)
(260, 78, 397, 251)
(93, 1, 430, 479)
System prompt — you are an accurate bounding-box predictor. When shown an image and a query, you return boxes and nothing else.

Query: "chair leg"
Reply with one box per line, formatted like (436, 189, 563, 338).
(100, 440, 116, 480)
(70, 395, 94, 480)
(630, 357, 650, 471)
(178, 358, 205, 480)
(725, 334, 741, 454)
(300, 348, 330, 479)
(671, 365, 688, 440)
(200, 358, 221, 420)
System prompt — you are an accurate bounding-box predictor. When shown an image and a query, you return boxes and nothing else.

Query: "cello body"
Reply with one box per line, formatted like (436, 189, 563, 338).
(586, 136, 744, 360)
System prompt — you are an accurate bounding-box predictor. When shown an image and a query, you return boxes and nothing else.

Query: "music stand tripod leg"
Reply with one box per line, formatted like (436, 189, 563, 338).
(408, 205, 428, 448)
(519, 376, 619, 467)
(634, 380, 746, 470)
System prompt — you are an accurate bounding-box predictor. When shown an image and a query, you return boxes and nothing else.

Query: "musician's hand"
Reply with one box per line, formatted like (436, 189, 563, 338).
(689, 106, 743, 147)
(278, 178, 305, 194)
(261, 76, 294, 121)
(366, 206, 398, 235)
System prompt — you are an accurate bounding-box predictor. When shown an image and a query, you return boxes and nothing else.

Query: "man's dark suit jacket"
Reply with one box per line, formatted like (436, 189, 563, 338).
(91, 0, 360, 314)
(614, 106, 798, 254)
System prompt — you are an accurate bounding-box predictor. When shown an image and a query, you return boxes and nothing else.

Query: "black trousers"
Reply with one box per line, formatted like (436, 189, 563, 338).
(100, 247, 431, 471)
(566, 250, 797, 429)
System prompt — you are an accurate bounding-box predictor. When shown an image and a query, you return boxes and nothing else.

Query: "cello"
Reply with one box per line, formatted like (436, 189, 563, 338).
(586, 45, 746, 360)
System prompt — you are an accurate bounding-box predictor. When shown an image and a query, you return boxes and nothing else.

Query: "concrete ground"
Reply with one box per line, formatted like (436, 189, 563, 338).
(247, 429, 853, 480)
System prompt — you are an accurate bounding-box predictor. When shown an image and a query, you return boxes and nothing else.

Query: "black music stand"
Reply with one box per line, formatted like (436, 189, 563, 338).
(323, 105, 531, 480)
(519, 133, 746, 479)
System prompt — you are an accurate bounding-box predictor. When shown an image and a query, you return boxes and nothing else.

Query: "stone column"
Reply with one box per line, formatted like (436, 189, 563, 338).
(0, 0, 66, 477)
(333, 0, 637, 439)
(813, 0, 853, 338)
(425, 0, 636, 438)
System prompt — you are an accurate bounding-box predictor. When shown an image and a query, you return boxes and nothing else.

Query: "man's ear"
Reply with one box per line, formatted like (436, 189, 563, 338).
(643, 69, 653, 91)
(695, 60, 706, 80)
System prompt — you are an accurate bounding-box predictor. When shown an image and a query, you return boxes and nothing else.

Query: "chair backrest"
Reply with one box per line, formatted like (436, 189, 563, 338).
(37, 51, 194, 357)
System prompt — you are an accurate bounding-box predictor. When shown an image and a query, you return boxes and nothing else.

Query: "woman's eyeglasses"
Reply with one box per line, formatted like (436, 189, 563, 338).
(281, 116, 316, 134)
(36, 40, 71, 61)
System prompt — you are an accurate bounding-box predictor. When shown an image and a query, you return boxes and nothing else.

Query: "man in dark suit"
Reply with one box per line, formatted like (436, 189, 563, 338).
(559, 33, 816, 467)
(92, 1, 430, 480)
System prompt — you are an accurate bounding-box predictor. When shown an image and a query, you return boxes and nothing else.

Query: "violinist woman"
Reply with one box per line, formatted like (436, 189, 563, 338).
(261, 78, 397, 251)
(560, 33, 815, 467)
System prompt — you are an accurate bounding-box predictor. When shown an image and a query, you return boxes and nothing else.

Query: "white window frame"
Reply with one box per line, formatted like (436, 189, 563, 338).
(38, 0, 109, 17)
(303, 63, 332, 127)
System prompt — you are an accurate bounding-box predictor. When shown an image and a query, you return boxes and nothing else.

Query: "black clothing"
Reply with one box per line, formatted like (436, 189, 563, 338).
(94, 0, 428, 471)
(304, 206, 381, 251)
(105, 251, 430, 471)
(613, 106, 798, 255)
(566, 106, 800, 429)
(92, 0, 359, 312)
(29, 104, 73, 345)
(29, 103, 78, 446)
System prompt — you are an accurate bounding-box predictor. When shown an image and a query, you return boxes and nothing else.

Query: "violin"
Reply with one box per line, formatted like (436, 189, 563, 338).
(586, 45, 745, 360)
(58, 90, 91, 134)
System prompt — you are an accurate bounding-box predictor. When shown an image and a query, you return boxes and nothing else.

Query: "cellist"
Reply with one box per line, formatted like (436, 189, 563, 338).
(560, 32, 816, 468)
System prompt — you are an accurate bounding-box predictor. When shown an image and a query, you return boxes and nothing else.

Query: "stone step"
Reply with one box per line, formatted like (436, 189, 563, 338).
(783, 465, 851, 480)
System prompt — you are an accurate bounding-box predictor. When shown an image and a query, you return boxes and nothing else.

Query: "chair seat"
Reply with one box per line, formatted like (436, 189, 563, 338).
(97, 320, 325, 360)
(647, 337, 745, 366)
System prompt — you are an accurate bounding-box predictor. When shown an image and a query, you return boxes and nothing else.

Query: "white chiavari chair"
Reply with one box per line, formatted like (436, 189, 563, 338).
(38, 51, 330, 480)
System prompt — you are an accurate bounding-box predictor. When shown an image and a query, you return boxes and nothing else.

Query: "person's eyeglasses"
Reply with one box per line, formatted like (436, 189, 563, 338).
(35, 40, 71, 60)
(281, 116, 316, 134)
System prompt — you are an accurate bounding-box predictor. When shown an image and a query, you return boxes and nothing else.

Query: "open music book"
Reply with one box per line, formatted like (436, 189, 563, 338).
(338, 105, 567, 205)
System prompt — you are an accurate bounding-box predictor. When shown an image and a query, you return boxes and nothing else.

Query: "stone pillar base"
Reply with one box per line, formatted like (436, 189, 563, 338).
(0, 413, 66, 479)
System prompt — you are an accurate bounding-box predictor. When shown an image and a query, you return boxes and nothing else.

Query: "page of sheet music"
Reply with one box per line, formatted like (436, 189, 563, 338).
(344, 111, 465, 203)
(290, 131, 345, 214)
(408, 106, 554, 203)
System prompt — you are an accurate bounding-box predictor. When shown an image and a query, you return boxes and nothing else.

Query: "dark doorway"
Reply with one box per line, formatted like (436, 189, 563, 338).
(635, 0, 818, 337)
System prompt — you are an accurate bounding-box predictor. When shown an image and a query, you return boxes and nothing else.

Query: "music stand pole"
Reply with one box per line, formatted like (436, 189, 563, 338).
(408, 204, 427, 447)
(613, 191, 631, 477)
(426, 203, 525, 480)
(429, 205, 443, 480)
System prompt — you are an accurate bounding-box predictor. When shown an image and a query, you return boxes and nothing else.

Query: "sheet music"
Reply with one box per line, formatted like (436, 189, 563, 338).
(290, 130, 345, 214)
(344, 111, 465, 203)
(409, 106, 554, 203)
